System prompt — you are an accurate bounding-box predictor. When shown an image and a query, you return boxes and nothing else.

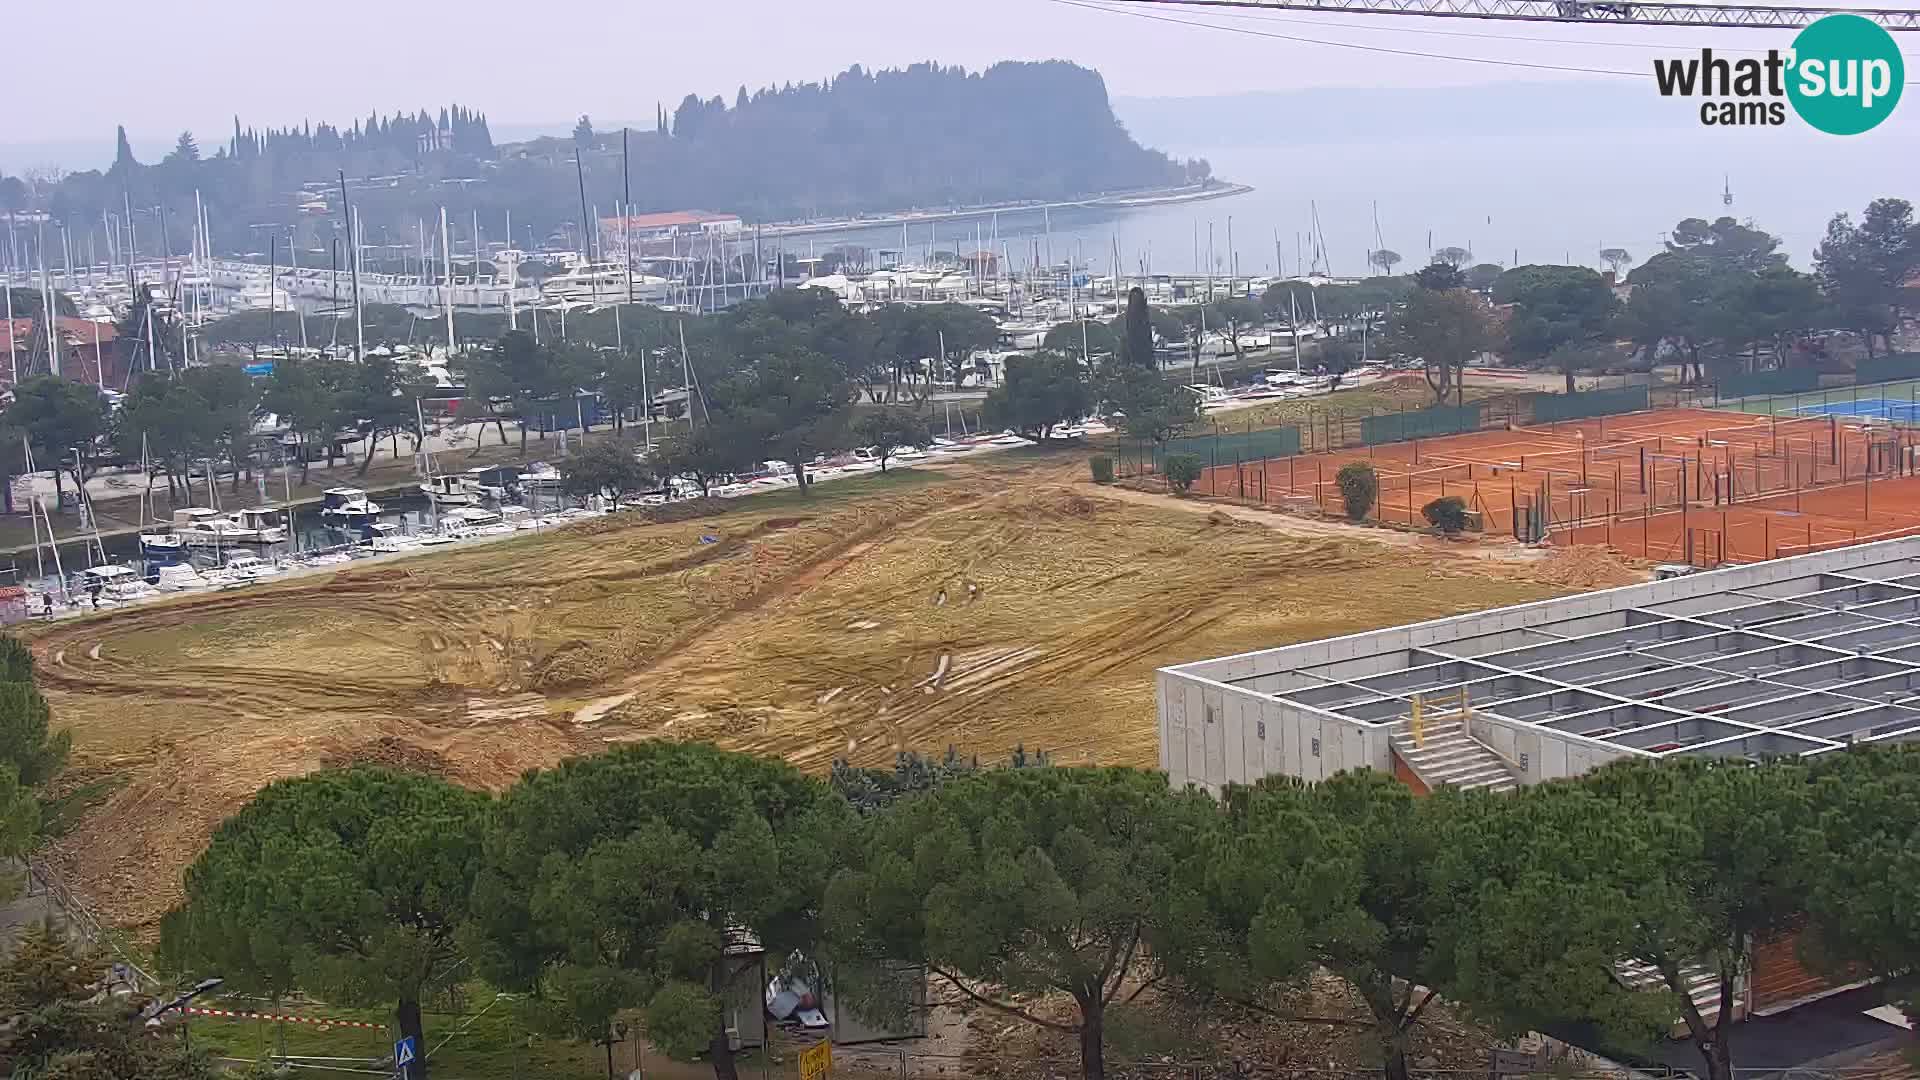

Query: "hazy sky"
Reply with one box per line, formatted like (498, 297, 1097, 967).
(14, 0, 1910, 166)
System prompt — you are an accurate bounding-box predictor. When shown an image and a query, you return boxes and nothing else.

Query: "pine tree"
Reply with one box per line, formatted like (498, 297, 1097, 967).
(111, 125, 138, 172)
(166, 131, 199, 164)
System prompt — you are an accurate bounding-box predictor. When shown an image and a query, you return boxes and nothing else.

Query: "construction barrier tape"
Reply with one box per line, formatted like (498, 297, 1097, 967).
(185, 1006, 386, 1031)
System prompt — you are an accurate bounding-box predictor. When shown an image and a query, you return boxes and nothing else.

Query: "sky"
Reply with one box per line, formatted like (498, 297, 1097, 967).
(8, 0, 1914, 169)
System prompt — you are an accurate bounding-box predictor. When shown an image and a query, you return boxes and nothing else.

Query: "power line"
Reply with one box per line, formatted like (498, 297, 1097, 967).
(1064, 0, 1920, 83)
(1052, 0, 1653, 75)
(1151, 2, 1787, 51)
(1089, 0, 1920, 29)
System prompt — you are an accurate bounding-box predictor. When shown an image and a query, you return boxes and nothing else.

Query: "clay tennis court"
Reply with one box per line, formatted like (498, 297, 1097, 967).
(1193, 407, 1920, 567)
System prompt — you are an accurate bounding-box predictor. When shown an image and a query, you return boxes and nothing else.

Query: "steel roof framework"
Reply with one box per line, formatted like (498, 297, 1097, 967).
(1231, 553, 1920, 759)
(1098, 0, 1920, 31)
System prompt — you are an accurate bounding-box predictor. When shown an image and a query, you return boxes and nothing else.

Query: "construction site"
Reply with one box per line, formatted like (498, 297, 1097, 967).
(24, 453, 1618, 936)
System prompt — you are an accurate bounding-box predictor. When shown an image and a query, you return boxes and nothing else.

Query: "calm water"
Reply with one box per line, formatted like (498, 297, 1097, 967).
(798, 83, 1920, 280)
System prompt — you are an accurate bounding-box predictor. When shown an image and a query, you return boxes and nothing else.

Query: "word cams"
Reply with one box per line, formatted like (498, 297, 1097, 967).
(1653, 49, 1895, 126)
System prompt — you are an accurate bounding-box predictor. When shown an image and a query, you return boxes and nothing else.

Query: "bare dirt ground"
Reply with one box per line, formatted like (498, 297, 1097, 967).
(25, 453, 1636, 934)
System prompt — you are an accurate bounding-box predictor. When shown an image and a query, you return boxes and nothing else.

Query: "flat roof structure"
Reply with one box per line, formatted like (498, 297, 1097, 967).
(1158, 537, 1920, 793)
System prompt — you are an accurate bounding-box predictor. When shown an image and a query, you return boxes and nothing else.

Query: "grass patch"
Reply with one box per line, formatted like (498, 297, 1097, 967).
(185, 990, 602, 1080)
(38, 773, 127, 840)
(1224, 384, 1511, 434)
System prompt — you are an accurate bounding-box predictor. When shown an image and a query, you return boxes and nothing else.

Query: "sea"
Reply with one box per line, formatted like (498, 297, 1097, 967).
(779, 81, 1920, 280)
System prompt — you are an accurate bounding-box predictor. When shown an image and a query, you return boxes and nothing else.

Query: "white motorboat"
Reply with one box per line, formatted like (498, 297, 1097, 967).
(139, 522, 188, 557)
(463, 466, 521, 500)
(205, 553, 282, 588)
(174, 506, 290, 546)
(440, 506, 506, 535)
(420, 474, 479, 506)
(499, 505, 541, 530)
(320, 487, 382, 522)
(519, 462, 563, 490)
(362, 522, 419, 553)
(152, 563, 209, 592)
(79, 565, 156, 604)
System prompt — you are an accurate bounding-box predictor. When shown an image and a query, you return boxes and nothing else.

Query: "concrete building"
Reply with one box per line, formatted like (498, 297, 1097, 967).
(1159, 536, 1920, 796)
(599, 210, 743, 247)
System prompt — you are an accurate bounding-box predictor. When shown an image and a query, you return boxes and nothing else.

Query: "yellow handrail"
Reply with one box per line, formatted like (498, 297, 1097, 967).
(1409, 688, 1471, 748)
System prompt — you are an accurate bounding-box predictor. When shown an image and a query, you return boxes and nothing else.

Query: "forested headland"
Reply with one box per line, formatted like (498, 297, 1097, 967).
(0, 61, 1209, 258)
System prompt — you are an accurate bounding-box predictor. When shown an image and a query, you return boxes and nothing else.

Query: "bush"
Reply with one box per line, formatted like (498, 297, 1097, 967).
(1423, 495, 1470, 535)
(1336, 462, 1378, 521)
(1089, 455, 1115, 484)
(1164, 453, 1202, 494)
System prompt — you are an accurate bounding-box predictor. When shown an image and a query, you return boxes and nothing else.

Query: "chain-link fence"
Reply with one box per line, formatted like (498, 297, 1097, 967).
(830, 1044, 1914, 1080)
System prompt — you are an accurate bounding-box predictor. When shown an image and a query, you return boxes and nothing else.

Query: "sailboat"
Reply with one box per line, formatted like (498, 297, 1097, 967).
(136, 435, 188, 558)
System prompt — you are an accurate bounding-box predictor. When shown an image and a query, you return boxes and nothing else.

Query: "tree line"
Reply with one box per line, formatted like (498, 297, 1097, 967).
(146, 739, 1920, 1080)
(1308, 199, 1919, 404)
(31, 277, 1241, 505)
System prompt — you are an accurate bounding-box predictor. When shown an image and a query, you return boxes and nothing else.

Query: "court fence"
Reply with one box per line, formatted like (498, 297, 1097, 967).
(1117, 389, 1660, 482)
(1716, 368, 1820, 399)
(1533, 385, 1651, 424)
(1723, 378, 1920, 420)
(1854, 351, 1920, 386)
(1712, 352, 1920, 413)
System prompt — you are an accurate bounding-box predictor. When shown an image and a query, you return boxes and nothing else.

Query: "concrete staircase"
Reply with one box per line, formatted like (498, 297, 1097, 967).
(1388, 719, 1520, 793)
(1614, 958, 1746, 1037)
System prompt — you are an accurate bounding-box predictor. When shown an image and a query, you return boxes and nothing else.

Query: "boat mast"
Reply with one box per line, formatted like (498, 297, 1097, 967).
(267, 233, 278, 343)
(440, 206, 454, 359)
(1290, 290, 1303, 374)
(505, 209, 516, 331)
(36, 497, 68, 607)
(3, 251, 16, 386)
(143, 298, 157, 374)
(678, 319, 695, 430)
(289, 232, 308, 350)
(337, 171, 363, 359)
(122, 191, 136, 292)
(38, 222, 58, 376)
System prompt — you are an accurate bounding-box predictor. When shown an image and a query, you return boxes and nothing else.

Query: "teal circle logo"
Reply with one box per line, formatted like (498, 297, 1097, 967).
(1786, 13, 1904, 135)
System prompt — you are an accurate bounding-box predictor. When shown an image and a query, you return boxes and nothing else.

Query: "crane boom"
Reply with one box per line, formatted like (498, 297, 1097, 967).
(1098, 0, 1920, 29)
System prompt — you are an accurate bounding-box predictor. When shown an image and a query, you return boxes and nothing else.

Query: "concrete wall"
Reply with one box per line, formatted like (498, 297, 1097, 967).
(1158, 537, 1920, 790)
(1160, 670, 1389, 794)
(1466, 710, 1633, 783)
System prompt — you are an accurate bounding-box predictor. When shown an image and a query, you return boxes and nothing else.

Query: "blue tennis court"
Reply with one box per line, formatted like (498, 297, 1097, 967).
(1793, 398, 1920, 423)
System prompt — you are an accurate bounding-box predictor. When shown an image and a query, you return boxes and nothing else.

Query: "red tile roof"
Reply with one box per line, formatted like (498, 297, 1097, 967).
(602, 210, 740, 229)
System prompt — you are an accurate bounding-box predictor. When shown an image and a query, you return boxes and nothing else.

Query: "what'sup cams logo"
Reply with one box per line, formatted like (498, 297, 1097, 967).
(1654, 13, 1904, 134)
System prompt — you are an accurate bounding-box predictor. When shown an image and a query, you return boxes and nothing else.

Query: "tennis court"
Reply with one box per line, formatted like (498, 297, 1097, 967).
(1792, 397, 1920, 423)
(1723, 378, 1920, 417)
(1189, 406, 1920, 568)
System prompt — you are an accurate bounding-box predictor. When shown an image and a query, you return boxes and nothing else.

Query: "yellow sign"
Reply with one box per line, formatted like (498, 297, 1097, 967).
(800, 1040, 832, 1080)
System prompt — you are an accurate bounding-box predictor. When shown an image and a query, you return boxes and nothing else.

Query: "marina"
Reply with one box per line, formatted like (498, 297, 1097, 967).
(5, 424, 1064, 620)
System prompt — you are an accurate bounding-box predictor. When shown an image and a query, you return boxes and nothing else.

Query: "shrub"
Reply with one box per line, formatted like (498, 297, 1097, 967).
(1089, 455, 1115, 484)
(1164, 453, 1202, 494)
(1336, 462, 1378, 521)
(1423, 495, 1470, 535)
